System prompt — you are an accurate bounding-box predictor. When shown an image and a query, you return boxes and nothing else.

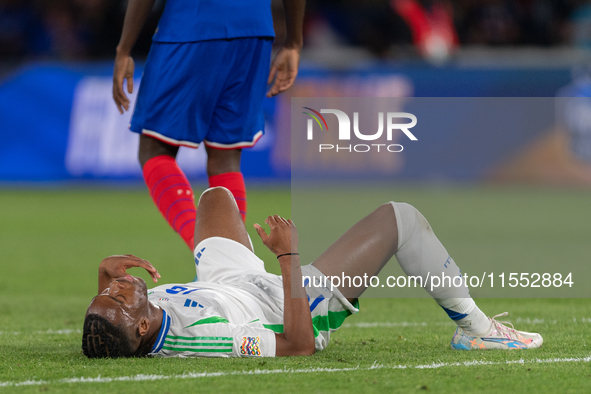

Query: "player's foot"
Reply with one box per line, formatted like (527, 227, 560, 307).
(450, 312, 543, 350)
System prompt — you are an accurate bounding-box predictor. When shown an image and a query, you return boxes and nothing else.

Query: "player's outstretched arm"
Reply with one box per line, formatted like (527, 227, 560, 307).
(113, 0, 157, 114)
(97, 254, 160, 295)
(266, 0, 305, 97)
(255, 216, 315, 356)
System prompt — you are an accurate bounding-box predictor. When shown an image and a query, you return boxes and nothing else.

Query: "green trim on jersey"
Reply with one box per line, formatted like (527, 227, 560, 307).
(162, 346, 232, 353)
(262, 299, 359, 337)
(163, 334, 233, 354)
(167, 335, 233, 341)
(184, 316, 230, 328)
(262, 324, 283, 333)
(164, 340, 233, 347)
(313, 309, 350, 332)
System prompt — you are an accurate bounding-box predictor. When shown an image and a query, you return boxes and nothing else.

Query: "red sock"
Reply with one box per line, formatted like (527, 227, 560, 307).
(209, 172, 247, 222)
(143, 155, 196, 250)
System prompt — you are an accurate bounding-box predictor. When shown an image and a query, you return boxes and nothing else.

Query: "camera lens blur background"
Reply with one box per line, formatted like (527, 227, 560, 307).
(2, 0, 591, 185)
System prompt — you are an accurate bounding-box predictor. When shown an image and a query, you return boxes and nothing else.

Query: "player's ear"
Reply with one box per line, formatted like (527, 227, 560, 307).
(138, 317, 150, 337)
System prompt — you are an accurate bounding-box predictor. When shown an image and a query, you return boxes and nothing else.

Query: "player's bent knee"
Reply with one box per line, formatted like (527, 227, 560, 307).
(389, 202, 420, 221)
(390, 201, 433, 249)
(208, 186, 232, 194)
(198, 186, 234, 205)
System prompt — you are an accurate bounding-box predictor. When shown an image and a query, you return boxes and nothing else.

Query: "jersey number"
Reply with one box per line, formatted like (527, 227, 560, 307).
(165, 286, 200, 295)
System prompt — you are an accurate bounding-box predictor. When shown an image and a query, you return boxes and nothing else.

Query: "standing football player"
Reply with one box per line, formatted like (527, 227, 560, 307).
(112, 0, 305, 250)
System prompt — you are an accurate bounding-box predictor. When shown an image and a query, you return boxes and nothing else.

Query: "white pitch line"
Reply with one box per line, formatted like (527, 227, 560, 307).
(1, 357, 590, 387)
(343, 317, 591, 328)
(342, 322, 452, 328)
(0, 329, 82, 336)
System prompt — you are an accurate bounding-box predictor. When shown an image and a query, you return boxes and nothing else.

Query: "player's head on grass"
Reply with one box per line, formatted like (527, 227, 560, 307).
(82, 314, 135, 358)
(83, 275, 154, 358)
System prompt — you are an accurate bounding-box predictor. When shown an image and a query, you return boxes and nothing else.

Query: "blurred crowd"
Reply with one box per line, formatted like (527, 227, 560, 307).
(0, 0, 165, 60)
(304, 0, 591, 59)
(1, 0, 591, 61)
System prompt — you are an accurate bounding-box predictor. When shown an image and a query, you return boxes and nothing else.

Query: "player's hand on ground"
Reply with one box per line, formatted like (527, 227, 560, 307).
(254, 216, 299, 256)
(99, 254, 161, 283)
(112, 54, 135, 114)
(266, 48, 300, 97)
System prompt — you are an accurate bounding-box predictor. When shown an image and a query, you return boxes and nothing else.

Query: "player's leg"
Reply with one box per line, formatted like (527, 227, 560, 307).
(205, 146, 247, 222)
(313, 202, 542, 349)
(138, 135, 197, 250)
(129, 41, 227, 250)
(193, 187, 252, 252)
(202, 37, 273, 224)
(138, 134, 179, 166)
(312, 203, 398, 298)
(313, 202, 490, 335)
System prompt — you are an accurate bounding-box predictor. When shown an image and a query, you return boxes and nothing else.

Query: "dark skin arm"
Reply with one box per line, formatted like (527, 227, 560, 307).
(255, 216, 315, 356)
(97, 254, 160, 294)
(266, 0, 306, 97)
(112, 0, 156, 114)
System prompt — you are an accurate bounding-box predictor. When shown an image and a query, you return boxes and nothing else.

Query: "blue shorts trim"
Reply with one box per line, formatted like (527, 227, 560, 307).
(130, 38, 272, 149)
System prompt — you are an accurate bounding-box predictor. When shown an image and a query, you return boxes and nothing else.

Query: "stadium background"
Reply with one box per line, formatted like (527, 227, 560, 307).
(3, 0, 591, 184)
(1, 0, 591, 392)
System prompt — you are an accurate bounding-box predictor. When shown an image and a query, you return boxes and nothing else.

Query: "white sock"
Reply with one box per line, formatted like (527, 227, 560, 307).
(391, 202, 491, 335)
(437, 298, 491, 335)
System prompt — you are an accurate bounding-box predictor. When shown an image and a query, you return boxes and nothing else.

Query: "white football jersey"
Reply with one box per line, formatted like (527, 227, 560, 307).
(146, 237, 359, 358)
(147, 277, 283, 358)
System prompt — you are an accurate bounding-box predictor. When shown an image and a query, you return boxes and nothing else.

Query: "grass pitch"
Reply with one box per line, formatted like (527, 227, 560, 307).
(0, 185, 590, 393)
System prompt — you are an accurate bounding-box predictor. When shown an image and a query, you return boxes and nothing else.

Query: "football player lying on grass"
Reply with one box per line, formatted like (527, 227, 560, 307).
(83, 187, 542, 358)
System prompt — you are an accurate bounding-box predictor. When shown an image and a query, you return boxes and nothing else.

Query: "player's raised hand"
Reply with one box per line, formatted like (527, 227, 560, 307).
(266, 48, 300, 97)
(99, 254, 160, 283)
(254, 215, 299, 256)
(112, 54, 135, 114)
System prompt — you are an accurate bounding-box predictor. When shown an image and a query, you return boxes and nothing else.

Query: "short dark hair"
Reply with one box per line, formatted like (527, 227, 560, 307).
(82, 314, 135, 358)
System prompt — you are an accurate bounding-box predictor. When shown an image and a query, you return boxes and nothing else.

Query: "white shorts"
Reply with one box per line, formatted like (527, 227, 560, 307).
(193, 236, 359, 351)
(194, 236, 265, 283)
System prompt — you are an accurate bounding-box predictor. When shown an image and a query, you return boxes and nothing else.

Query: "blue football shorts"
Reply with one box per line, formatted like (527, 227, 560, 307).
(130, 37, 273, 149)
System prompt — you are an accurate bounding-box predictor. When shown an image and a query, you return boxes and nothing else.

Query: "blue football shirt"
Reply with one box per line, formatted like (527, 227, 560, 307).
(152, 0, 275, 43)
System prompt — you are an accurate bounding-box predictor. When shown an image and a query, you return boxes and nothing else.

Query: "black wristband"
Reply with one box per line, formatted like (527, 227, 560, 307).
(277, 253, 299, 259)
